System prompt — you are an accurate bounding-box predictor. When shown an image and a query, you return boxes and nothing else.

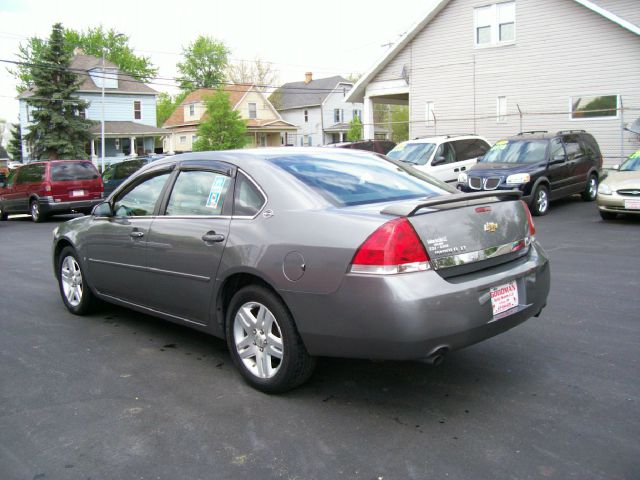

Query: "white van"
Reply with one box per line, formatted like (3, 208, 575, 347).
(387, 135, 491, 183)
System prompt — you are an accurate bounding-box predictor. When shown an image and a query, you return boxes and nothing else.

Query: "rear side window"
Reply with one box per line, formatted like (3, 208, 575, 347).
(452, 139, 490, 161)
(165, 170, 231, 216)
(270, 153, 450, 207)
(234, 172, 265, 217)
(17, 164, 46, 183)
(580, 134, 601, 158)
(563, 136, 584, 159)
(51, 162, 99, 181)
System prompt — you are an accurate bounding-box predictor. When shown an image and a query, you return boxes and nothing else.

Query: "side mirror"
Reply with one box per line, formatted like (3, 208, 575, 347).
(611, 164, 620, 171)
(92, 201, 113, 217)
(431, 156, 446, 166)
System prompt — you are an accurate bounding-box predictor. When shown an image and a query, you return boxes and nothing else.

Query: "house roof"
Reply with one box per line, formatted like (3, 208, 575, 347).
(88, 121, 168, 136)
(162, 84, 253, 128)
(346, 0, 640, 103)
(270, 76, 352, 111)
(18, 54, 158, 99)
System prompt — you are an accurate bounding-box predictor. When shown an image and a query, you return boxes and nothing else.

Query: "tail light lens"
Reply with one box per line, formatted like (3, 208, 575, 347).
(350, 217, 431, 275)
(521, 200, 535, 237)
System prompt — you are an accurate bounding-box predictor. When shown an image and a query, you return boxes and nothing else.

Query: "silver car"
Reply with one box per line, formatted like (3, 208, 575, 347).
(52, 148, 550, 393)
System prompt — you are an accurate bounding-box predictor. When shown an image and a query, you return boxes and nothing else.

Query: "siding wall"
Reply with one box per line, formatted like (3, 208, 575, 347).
(235, 90, 280, 121)
(280, 107, 323, 146)
(322, 84, 364, 142)
(370, 0, 640, 163)
(81, 93, 157, 126)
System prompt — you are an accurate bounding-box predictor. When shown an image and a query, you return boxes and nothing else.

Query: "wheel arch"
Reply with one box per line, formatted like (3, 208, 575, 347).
(52, 238, 75, 278)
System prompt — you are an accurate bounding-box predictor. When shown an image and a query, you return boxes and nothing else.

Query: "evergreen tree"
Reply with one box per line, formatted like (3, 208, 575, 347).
(7, 123, 22, 161)
(347, 116, 363, 141)
(193, 90, 247, 151)
(23, 23, 94, 160)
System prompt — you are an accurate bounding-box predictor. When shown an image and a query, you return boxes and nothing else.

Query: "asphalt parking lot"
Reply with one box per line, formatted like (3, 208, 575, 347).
(1, 197, 638, 480)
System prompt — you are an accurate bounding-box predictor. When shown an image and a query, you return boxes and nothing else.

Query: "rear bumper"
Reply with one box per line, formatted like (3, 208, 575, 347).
(283, 242, 550, 360)
(40, 197, 102, 214)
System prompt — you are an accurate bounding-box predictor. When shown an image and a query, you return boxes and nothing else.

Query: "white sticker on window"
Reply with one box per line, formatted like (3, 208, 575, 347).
(206, 175, 227, 209)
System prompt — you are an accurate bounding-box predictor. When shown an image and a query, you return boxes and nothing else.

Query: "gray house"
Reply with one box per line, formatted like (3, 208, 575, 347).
(347, 0, 640, 164)
(18, 53, 167, 164)
(271, 73, 364, 146)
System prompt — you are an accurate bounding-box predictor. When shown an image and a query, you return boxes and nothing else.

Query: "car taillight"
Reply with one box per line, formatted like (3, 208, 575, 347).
(521, 200, 535, 237)
(350, 217, 430, 275)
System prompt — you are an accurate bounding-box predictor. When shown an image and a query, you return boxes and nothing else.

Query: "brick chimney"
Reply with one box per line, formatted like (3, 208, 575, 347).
(304, 72, 313, 84)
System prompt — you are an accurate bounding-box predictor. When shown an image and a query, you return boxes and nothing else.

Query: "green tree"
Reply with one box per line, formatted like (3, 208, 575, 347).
(7, 123, 23, 161)
(192, 90, 247, 151)
(177, 36, 230, 91)
(156, 90, 189, 127)
(9, 26, 156, 93)
(347, 116, 363, 141)
(390, 105, 409, 142)
(23, 23, 94, 160)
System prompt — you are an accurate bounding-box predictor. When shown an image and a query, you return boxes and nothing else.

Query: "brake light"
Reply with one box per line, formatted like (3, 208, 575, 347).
(521, 200, 535, 237)
(350, 217, 430, 275)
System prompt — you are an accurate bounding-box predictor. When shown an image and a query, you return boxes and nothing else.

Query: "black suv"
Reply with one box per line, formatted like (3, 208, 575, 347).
(457, 130, 602, 215)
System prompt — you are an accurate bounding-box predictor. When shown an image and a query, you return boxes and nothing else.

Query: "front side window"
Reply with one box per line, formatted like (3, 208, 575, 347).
(134, 101, 142, 120)
(248, 103, 257, 119)
(549, 138, 566, 160)
(165, 170, 231, 216)
(234, 172, 266, 217)
(434, 143, 456, 164)
(571, 95, 618, 119)
(113, 172, 170, 217)
(474, 2, 515, 46)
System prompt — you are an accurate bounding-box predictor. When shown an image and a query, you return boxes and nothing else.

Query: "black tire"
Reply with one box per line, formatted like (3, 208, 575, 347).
(30, 199, 46, 223)
(0, 204, 7, 221)
(225, 285, 316, 393)
(581, 173, 598, 201)
(57, 246, 97, 315)
(530, 184, 550, 216)
(599, 210, 617, 221)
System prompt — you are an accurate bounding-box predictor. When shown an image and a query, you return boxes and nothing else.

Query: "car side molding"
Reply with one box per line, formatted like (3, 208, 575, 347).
(381, 190, 523, 217)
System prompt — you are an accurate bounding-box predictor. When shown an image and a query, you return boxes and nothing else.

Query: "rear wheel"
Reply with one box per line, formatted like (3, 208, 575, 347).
(0, 204, 7, 221)
(530, 185, 549, 216)
(30, 200, 45, 223)
(226, 285, 316, 393)
(581, 174, 598, 201)
(599, 210, 617, 220)
(57, 246, 97, 315)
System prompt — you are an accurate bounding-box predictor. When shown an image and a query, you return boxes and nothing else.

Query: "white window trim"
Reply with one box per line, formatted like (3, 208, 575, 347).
(425, 101, 435, 127)
(473, 2, 516, 49)
(569, 94, 620, 121)
(189, 104, 195, 116)
(248, 102, 257, 119)
(179, 136, 187, 144)
(496, 96, 507, 123)
(134, 101, 142, 120)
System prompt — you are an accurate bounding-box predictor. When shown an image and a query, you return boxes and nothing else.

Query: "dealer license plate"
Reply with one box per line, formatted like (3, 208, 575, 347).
(490, 280, 519, 316)
(71, 190, 85, 197)
(624, 199, 640, 210)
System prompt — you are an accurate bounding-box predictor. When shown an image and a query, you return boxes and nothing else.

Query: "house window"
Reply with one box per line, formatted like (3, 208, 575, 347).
(248, 103, 257, 119)
(189, 104, 195, 116)
(497, 96, 507, 123)
(474, 2, 515, 47)
(353, 110, 361, 120)
(134, 101, 142, 120)
(334, 109, 341, 123)
(571, 95, 618, 119)
(304, 110, 309, 122)
(425, 101, 435, 126)
(192, 135, 197, 144)
(180, 136, 187, 144)
(78, 107, 86, 119)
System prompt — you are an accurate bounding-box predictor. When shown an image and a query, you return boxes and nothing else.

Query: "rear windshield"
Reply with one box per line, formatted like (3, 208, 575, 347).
(269, 153, 450, 207)
(387, 143, 436, 166)
(480, 140, 548, 164)
(51, 162, 99, 181)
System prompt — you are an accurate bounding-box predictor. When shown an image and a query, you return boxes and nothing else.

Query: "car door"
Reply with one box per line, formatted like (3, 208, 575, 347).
(428, 142, 457, 182)
(143, 161, 234, 324)
(85, 168, 173, 305)
(547, 137, 571, 196)
(451, 139, 490, 179)
(561, 134, 585, 191)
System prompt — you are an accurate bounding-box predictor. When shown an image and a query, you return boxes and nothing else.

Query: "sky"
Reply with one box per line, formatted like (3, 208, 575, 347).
(0, 0, 439, 123)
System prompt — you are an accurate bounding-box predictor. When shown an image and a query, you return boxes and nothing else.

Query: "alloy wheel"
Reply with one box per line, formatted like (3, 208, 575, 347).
(537, 189, 548, 213)
(588, 176, 597, 199)
(233, 301, 284, 379)
(31, 201, 40, 222)
(60, 255, 84, 307)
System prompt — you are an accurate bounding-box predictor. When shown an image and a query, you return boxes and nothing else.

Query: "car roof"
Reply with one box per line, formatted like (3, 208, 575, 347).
(402, 134, 488, 144)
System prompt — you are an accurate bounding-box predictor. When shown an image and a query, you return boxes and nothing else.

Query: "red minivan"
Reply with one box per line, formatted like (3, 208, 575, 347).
(0, 160, 103, 222)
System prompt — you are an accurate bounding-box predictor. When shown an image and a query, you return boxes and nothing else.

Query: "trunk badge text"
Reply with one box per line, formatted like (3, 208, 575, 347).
(484, 222, 498, 233)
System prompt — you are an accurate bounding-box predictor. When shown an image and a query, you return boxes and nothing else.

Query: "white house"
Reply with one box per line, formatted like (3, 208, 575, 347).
(18, 53, 167, 163)
(271, 73, 365, 146)
(347, 0, 640, 164)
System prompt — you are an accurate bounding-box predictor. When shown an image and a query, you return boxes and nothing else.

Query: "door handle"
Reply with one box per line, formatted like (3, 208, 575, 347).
(454, 168, 460, 172)
(461, 166, 466, 171)
(130, 231, 144, 238)
(202, 232, 225, 243)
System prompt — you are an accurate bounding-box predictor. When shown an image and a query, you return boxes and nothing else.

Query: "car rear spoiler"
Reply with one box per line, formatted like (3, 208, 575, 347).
(381, 190, 523, 217)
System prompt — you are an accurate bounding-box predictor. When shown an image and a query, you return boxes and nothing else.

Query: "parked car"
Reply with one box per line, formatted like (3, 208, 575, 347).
(597, 150, 640, 220)
(102, 157, 161, 197)
(324, 139, 396, 155)
(52, 148, 549, 393)
(387, 135, 491, 183)
(0, 160, 103, 222)
(457, 130, 602, 216)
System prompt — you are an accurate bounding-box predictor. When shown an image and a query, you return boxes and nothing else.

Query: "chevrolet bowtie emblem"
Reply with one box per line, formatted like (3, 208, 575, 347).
(484, 222, 498, 232)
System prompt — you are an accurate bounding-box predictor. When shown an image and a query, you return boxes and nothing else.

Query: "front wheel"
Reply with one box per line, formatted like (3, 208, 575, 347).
(57, 246, 97, 315)
(581, 174, 598, 201)
(530, 185, 549, 216)
(226, 285, 316, 393)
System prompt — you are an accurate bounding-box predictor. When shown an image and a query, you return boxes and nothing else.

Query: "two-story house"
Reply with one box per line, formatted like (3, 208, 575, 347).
(346, 0, 640, 164)
(18, 52, 167, 164)
(162, 84, 297, 152)
(271, 73, 365, 146)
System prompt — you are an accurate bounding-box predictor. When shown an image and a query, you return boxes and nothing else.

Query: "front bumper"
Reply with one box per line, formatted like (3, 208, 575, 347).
(284, 242, 550, 360)
(597, 193, 640, 214)
(40, 197, 102, 214)
(457, 182, 532, 202)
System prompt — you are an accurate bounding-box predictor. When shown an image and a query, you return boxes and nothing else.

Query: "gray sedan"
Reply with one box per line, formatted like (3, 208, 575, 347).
(52, 148, 550, 393)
